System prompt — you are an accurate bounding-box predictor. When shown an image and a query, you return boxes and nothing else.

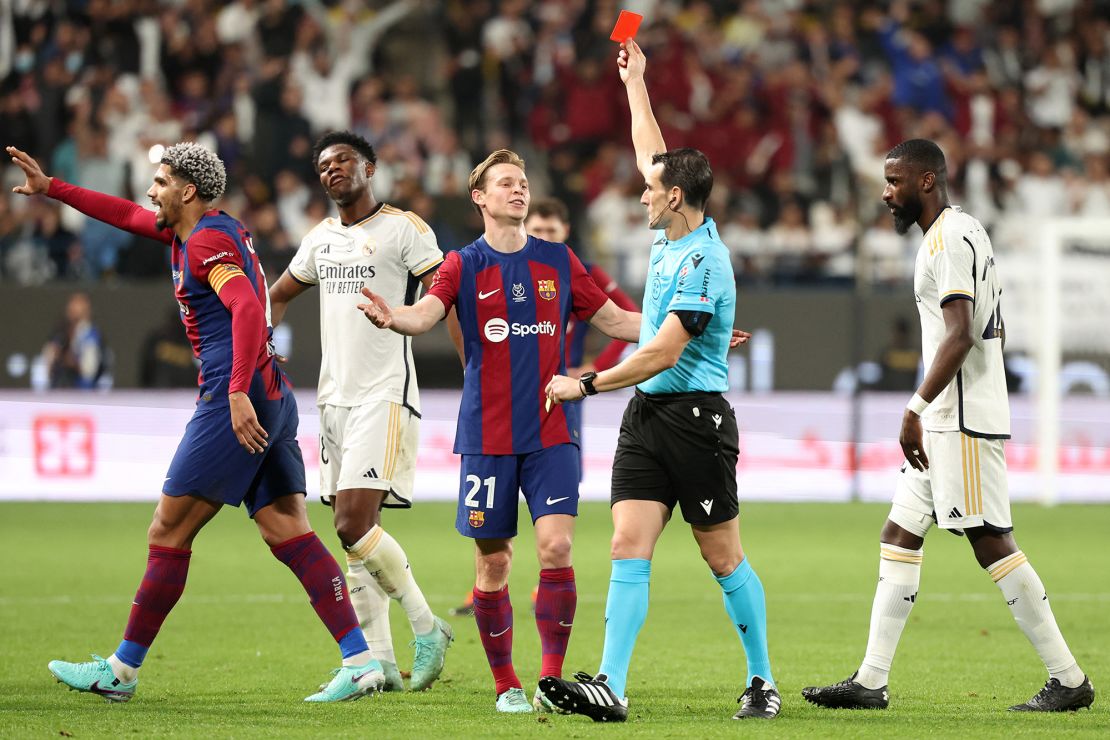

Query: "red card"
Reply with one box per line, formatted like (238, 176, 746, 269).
(609, 10, 643, 42)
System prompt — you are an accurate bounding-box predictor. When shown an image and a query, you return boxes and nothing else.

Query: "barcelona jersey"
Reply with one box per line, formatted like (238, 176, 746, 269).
(427, 235, 608, 455)
(172, 211, 288, 404)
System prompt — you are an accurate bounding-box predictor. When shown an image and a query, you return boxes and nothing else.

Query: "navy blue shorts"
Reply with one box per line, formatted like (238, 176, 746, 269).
(455, 444, 580, 539)
(163, 391, 306, 517)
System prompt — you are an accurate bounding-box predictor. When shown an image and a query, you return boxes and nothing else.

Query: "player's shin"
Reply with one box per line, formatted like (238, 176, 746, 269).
(857, 544, 923, 690)
(597, 558, 651, 698)
(346, 555, 396, 664)
(535, 567, 576, 678)
(988, 551, 1086, 688)
(113, 545, 192, 681)
(716, 558, 774, 687)
(271, 532, 371, 665)
(473, 585, 521, 694)
(348, 525, 435, 635)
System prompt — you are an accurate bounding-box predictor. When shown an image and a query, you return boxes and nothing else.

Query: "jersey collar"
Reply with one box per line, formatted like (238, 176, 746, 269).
(657, 216, 715, 249)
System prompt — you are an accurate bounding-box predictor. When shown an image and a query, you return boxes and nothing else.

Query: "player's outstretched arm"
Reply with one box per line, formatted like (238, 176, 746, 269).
(618, 40, 667, 174)
(7, 145, 172, 244)
(7, 145, 51, 195)
(357, 287, 444, 335)
(587, 299, 641, 342)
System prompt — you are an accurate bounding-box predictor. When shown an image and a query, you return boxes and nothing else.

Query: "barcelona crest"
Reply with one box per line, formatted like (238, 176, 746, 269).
(469, 510, 485, 528)
(537, 279, 557, 300)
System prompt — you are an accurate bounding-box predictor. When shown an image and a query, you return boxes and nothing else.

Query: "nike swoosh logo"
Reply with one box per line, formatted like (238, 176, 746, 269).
(352, 670, 377, 683)
(558, 621, 573, 627)
(489, 627, 510, 637)
(478, 289, 501, 299)
(546, 496, 570, 505)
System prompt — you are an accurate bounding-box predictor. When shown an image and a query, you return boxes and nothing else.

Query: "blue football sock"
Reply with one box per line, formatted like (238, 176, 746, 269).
(114, 639, 148, 669)
(716, 558, 774, 686)
(597, 558, 651, 698)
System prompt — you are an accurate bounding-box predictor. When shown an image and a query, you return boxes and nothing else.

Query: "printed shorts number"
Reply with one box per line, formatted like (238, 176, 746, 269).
(464, 474, 496, 508)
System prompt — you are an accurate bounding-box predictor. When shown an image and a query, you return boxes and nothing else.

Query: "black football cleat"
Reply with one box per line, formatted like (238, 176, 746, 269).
(734, 676, 782, 719)
(538, 672, 628, 722)
(1009, 676, 1095, 712)
(801, 672, 889, 709)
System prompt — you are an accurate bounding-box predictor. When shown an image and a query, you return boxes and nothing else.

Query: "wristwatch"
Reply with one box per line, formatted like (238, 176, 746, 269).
(580, 371, 599, 396)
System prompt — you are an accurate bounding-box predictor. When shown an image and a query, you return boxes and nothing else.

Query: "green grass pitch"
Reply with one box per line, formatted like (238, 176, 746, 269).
(1, 501, 1107, 738)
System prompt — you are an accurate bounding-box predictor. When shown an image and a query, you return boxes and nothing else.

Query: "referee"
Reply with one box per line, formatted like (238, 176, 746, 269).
(540, 39, 779, 722)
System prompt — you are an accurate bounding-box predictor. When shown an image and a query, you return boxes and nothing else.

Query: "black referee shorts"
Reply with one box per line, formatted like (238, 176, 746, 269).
(610, 390, 739, 526)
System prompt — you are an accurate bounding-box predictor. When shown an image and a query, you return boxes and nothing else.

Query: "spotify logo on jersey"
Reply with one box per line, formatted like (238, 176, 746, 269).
(484, 318, 510, 342)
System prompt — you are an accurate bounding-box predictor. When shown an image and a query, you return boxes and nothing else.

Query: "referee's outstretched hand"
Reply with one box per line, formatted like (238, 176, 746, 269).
(730, 328, 752, 348)
(618, 40, 646, 84)
(357, 287, 393, 329)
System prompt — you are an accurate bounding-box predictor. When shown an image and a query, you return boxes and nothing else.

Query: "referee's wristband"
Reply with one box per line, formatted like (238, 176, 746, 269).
(906, 393, 930, 416)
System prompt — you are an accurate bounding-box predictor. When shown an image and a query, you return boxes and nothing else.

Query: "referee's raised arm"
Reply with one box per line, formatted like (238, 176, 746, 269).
(617, 40, 667, 174)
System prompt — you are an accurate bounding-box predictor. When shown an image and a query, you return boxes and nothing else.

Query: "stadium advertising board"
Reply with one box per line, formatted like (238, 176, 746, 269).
(0, 390, 1107, 503)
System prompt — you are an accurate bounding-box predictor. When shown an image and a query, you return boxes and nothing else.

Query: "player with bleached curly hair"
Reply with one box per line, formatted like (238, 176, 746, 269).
(7, 142, 386, 703)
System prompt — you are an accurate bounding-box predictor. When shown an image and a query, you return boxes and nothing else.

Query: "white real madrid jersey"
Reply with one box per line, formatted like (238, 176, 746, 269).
(913, 206, 1010, 438)
(287, 204, 444, 409)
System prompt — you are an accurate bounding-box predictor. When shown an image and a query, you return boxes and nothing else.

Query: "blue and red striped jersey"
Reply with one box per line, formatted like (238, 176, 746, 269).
(45, 179, 288, 406)
(428, 236, 608, 454)
(173, 211, 288, 404)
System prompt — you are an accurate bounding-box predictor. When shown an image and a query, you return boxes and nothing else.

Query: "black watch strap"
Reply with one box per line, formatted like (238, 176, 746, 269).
(580, 371, 599, 396)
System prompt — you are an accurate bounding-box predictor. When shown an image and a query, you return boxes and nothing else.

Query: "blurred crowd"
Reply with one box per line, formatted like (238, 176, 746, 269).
(1, 0, 1110, 291)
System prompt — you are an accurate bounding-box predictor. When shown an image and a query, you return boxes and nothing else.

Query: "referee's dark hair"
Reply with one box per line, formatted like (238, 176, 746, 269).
(313, 130, 378, 169)
(886, 139, 947, 185)
(652, 148, 713, 212)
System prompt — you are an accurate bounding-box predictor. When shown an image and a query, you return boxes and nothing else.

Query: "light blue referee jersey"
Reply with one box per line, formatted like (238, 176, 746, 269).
(638, 217, 735, 394)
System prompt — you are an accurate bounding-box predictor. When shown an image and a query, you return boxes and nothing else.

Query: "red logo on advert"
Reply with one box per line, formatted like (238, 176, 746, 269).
(33, 416, 95, 477)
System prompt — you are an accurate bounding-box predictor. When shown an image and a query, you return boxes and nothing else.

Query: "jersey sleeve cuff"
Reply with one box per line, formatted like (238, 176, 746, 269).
(939, 291, 973, 307)
(287, 268, 316, 286)
(411, 258, 444, 278)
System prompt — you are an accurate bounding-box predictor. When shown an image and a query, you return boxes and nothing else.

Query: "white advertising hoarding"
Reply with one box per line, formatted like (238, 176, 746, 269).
(1, 390, 1107, 503)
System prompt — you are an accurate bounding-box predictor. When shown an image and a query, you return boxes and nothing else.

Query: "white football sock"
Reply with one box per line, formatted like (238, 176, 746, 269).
(346, 556, 395, 664)
(349, 526, 436, 636)
(107, 654, 138, 683)
(857, 544, 923, 690)
(988, 551, 1085, 688)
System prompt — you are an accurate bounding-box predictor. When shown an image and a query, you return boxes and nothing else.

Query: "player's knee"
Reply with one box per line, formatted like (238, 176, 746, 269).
(968, 529, 1017, 568)
(537, 534, 572, 569)
(476, 548, 513, 583)
(147, 511, 186, 549)
(332, 513, 370, 549)
(883, 506, 930, 544)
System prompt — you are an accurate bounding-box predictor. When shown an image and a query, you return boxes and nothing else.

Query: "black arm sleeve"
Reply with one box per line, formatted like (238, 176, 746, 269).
(671, 310, 712, 337)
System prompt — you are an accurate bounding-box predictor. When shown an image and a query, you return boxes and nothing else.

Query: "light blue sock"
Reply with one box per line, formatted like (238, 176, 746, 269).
(716, 558, 774, 686)
(597, 558, 651, 698)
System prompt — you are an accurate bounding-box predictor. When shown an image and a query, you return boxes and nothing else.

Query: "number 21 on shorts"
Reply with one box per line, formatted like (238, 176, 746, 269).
(465, 475, 496, 509)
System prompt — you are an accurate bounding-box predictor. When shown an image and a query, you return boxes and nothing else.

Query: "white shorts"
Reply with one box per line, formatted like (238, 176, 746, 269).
(318, 401, 419, 508)
(892, 430, 1012, 532)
